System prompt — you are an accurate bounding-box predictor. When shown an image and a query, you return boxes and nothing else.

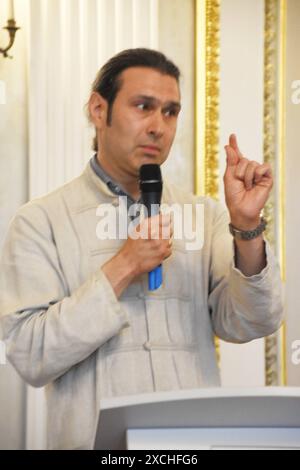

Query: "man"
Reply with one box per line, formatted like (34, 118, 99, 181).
(0, 49, 283, 449)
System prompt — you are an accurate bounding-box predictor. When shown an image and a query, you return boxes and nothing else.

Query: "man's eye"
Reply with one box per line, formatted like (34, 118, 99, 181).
(136, 103, 150, 111)
(164, 109, 178, 117)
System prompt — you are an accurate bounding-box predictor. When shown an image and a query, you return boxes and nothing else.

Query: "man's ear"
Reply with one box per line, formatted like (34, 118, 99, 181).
(88, 92, 108, 128)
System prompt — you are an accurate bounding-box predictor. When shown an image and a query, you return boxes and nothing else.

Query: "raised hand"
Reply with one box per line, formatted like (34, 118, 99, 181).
(224, 134, 272, 230)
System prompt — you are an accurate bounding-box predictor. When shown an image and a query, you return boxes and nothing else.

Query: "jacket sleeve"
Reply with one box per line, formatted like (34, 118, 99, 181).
(0, 203, 129, 387)
(207, 202, 284, 343)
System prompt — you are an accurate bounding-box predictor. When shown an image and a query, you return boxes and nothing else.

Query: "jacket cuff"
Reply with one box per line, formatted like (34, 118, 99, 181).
(96, 268, 130, 328)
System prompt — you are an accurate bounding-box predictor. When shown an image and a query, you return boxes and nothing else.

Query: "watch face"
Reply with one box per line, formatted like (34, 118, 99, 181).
(242, 230, 256, 240)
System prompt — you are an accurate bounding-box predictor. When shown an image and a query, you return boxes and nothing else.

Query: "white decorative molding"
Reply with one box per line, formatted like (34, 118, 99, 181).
(28, 0, 159, 199)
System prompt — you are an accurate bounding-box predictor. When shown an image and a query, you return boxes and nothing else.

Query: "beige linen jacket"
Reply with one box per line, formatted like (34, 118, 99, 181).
(0, 163, 283, 449)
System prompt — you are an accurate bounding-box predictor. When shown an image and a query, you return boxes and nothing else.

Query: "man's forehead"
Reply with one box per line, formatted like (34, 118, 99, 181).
(119, 66, 180, 100)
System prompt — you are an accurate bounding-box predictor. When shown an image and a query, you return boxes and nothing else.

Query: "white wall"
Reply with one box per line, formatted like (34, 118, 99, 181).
(285, 0, 300, 386)
(0, 0, 28, 247)
(0, 0, 29, 450)
(158, 0, 194, 193)
(218, 0, 266, 387)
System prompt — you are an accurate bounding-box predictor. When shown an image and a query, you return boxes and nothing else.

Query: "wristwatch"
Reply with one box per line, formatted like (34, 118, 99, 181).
(229, 217, 267, 240)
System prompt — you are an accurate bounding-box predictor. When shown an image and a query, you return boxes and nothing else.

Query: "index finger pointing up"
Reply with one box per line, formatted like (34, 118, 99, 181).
(229, 134, 243, 158)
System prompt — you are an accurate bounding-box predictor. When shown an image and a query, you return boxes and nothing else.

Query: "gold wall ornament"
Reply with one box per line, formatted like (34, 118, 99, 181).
(264, 0, 279, 387)
(263, 0, 277, 247)
(0, 0, 20, 59)
(194, 0, 220, 199)
(194, 0, 221, 363)
(263, 0, 287, 386)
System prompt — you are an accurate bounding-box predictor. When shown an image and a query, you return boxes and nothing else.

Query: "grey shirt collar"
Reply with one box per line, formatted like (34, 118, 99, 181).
(90, 155, 141, 213)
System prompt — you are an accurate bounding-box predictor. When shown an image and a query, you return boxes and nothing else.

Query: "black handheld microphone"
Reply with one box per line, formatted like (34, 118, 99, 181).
(139, 164, 163, 290)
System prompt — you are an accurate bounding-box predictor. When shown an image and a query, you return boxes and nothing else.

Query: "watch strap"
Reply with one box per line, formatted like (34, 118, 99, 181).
(229, 217, 267, 240)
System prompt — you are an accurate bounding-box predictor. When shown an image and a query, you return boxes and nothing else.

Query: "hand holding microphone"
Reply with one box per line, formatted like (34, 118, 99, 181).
(115, 212, 173, 281)
(102, 164, 173, 297)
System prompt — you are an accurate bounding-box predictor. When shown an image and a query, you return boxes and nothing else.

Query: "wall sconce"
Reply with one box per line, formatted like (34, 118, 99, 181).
(0, 1, 20, 58)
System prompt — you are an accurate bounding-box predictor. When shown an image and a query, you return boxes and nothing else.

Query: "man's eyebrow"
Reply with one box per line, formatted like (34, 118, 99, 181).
(131, 95, 181, 109)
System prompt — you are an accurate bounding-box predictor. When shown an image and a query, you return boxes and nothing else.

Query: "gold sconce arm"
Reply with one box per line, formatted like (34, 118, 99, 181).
(0, 19, 20, 59)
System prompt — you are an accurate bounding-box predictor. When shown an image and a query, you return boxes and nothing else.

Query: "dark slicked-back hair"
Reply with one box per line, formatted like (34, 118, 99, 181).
(90, 48, 181, 151)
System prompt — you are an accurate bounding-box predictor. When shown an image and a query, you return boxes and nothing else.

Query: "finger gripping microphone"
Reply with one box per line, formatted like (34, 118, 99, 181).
(139, 164, 163, 291)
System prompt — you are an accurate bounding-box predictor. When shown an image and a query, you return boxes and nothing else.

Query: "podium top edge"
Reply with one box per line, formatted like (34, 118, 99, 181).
(100, 387, 300, 411)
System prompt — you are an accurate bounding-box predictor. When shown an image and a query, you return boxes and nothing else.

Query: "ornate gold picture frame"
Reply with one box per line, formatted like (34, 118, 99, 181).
(194, 0, 287, 385)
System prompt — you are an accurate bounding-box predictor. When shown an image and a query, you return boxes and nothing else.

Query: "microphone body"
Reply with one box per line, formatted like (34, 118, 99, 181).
(139, 164, 163, 291)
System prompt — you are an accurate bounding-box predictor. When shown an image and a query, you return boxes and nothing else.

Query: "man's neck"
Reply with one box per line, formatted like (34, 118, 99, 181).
(96, 153, 140, 201)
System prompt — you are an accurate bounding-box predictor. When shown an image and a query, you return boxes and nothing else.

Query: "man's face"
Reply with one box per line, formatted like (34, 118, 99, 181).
(98, 67, 181, 177)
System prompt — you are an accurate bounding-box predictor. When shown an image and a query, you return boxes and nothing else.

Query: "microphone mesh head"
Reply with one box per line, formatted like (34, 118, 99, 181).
(140, 164, 162, 182)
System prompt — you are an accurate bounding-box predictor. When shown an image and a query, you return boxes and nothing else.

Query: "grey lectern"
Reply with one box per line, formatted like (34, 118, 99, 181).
(93, 387, 300, 450)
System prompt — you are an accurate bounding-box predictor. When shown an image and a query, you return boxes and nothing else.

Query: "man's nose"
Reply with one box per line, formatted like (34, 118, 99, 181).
(147, 110, 164, 139)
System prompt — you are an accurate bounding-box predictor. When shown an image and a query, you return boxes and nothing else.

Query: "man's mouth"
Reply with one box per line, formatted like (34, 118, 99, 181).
(139, 145, 161, 155)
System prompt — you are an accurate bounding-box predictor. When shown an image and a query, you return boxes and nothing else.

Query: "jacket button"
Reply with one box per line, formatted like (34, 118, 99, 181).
(143, 341, 151, 351)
